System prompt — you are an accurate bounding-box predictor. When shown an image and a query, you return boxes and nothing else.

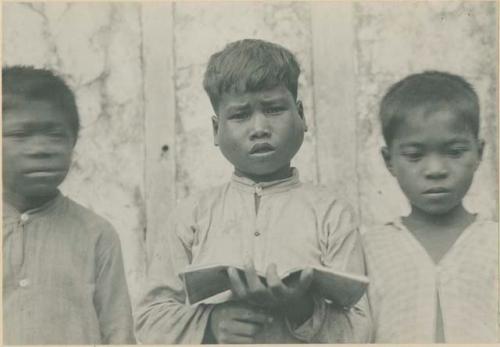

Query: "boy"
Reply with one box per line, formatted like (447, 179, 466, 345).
(2, 66, 136, 344)
(135, 39, 371, 344)
(363, 71, 498, 342)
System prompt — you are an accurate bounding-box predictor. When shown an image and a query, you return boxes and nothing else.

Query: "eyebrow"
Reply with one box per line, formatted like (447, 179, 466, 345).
(261, 97, 288, 106)
(225, 102, 250, 111)
(5, 120, 66, 130)
(398, 138, 472, 148)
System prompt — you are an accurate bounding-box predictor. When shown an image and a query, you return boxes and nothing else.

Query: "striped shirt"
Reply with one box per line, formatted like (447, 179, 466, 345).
(363, 216, 498, 342)
(3, 192, 135, 344)
(135, 169, 371, 344)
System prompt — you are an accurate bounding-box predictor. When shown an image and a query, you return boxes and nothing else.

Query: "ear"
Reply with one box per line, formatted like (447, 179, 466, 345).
(475, 138, 485, 168)
(381, 146, 395, 176)
(212, 115, 219, 146)
(296, 100, 308, 132)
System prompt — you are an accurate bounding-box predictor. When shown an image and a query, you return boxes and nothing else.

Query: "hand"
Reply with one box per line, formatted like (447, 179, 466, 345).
(208, 301, 272, 344)
(227, 262, 314, 325)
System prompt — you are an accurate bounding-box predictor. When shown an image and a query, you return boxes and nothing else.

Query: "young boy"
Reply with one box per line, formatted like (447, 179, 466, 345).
(363, 71, 498, 342)
(135, 39, 371, 344)
(2, 66, 136, 344)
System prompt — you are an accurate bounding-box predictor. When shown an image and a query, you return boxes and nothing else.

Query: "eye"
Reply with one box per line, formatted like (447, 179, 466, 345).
(48, 130, 67, 138)
(401, 150, 423, 162)
(446, 146, 467, 158)
(264, 106, 286, 115)
(4, 130, 28, 139)
(229, 111, 249, 120)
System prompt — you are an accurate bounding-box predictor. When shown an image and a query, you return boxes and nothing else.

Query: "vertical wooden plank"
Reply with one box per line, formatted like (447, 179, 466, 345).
(141, 3, 176, 260)
(310, 2, 359, 212)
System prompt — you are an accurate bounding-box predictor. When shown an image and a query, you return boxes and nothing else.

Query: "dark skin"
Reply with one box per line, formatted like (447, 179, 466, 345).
(208, 263, 314, 343)
(382, 108, 483, 264)
(208, 86, 314, 343)
(3, 99, 76, 212)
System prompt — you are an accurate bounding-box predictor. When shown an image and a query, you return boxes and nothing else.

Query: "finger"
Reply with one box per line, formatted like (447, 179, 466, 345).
(266, 263, 289, 300)
(227, 267, 248, 299)
(228, 320, 263, 337)
(235, 308, 273, 325)
(241, 263, 277, 306)
(295, 267, 314, 295)
(243, 262, 266, 293)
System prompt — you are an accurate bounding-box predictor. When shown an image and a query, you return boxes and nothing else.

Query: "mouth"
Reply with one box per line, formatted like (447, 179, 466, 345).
(422, 187, 451, 196)
(250, 143, 275, 155)
(23, 169, 65, 178)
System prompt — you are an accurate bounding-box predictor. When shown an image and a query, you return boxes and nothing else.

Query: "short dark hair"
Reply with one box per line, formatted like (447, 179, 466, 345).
(2, 65, 80, 137)
(203, 39, 301, 111)
(379, 71, 480, 146)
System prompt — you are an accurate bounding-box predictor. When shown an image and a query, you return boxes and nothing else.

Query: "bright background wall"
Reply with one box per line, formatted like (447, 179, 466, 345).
(3, 1, 497, 306)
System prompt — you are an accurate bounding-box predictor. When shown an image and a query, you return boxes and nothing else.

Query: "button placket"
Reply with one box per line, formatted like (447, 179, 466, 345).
(253, 185, 265, 270)
(254, 185, 263, 238)
(15, 213, 29, 286)
(255, 185, 263, 196)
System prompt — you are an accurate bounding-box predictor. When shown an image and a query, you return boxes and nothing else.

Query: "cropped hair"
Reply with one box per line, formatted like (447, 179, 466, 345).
(2, 65, 80, 137)
(379, 71, 480, 146)
(203, 39, 301, 111)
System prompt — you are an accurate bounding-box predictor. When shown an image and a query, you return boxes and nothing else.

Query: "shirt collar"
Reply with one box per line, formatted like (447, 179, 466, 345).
(386, 212, 485, 232)
(3, 191, 63, 224)
(230, 167, 301, 195)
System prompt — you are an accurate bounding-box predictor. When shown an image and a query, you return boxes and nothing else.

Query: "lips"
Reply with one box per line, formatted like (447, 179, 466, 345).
(22, 168, 66, 178)
(422, 187, 451, 196)
(250, 143, 275, 154)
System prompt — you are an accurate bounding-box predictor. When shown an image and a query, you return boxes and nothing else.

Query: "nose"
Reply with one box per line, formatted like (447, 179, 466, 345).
(423, 154, 448, 179)
(24, 135, 58, 158)
(249, 112, 271, 140)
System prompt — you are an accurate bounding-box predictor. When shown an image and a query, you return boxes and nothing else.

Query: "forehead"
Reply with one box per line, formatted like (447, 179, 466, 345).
(3, 98, 69, 127)
(394, 106, 475, 141)
(217, 85, 293, 110)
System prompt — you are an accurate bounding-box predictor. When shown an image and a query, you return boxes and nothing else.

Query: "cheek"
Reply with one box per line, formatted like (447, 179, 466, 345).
(281, 120, 304, 150)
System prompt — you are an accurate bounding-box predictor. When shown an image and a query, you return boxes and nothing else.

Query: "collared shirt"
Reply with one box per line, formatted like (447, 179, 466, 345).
(3, 193, 135, 344)
(363, 216, 498, 343)
(135, 169, 371, 344)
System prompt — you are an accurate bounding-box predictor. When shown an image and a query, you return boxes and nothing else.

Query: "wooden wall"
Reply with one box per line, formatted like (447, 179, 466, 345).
(3, 1, 497, 305)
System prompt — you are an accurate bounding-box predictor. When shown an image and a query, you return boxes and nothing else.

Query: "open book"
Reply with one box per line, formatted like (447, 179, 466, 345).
(180, 264, 369, 307)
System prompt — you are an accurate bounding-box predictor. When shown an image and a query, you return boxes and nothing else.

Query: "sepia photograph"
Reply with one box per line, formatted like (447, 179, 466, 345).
(2, 0, 498, 344)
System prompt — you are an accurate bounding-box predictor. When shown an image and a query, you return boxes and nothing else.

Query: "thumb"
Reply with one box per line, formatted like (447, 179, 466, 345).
(296, 267, 314, 293)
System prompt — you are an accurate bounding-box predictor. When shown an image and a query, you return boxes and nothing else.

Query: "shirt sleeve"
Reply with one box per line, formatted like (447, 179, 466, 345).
(285, 200, 372, 343)
(134, 198, 214, 344)
(94, 223, 136, 344)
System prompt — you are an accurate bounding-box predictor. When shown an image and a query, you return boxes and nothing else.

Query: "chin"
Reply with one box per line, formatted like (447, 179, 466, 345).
(417, 203, 460, 216)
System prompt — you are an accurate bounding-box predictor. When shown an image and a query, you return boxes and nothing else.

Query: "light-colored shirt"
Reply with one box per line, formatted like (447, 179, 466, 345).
(3, 192, 136, 344)
(363, 216, 498, 343)
(135, 169, 371, 344)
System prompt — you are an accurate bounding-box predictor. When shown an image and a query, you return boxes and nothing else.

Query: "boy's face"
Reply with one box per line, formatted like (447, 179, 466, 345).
(213, 85, 306, 181)
(382, 107, 483, 216)
(3, 98, 75, 205)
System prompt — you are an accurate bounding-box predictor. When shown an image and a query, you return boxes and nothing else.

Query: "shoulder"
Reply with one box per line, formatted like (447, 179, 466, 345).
(293, 183, 359, 237)
(173, 182, 231, 220)
(470, 217, 498, 246)
(361, 221, 400, 249)
(61, 196, 120, 245)
(297, 182, 354, 210)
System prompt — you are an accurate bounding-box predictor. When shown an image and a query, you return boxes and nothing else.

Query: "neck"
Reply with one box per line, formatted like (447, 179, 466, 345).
(406, 203, 474, 230)
(4, 189, 59, 213)
(235, 166, 293, 183)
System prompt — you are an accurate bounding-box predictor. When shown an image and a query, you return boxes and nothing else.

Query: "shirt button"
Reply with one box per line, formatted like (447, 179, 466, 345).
(19, 278, 30, 288)
(255, 185, 262, 195)
(20, 214, 29, 223)
(254, 231, 261, 237)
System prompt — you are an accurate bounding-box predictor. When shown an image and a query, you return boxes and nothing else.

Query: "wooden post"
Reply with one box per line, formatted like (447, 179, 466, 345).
(310, 2, 359, 213)
(141, 3, 177, 261)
